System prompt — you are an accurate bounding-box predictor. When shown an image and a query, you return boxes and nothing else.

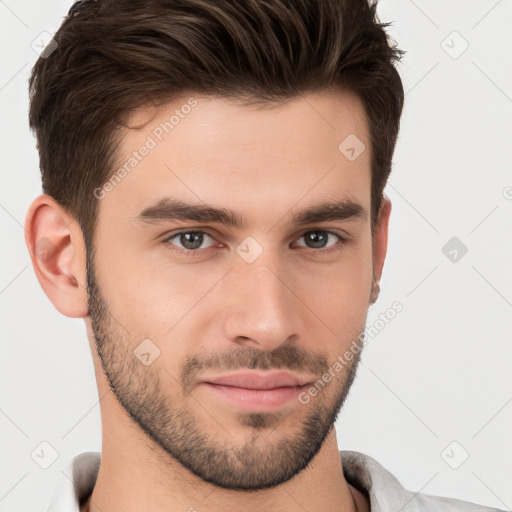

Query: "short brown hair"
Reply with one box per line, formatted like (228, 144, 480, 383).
(28, 0, 404, 249)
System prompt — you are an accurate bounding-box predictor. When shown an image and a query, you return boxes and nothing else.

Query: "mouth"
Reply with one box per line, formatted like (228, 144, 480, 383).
(200, 370, 314, 412)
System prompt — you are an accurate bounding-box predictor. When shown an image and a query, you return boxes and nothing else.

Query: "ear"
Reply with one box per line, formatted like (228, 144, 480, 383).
(24, 194, 88, 318)
(372, 194, 391, 286)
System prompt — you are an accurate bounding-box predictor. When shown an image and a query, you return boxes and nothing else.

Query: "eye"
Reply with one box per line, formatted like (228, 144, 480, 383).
(294, 230, 345, 252)
(164, 230, 218, 255)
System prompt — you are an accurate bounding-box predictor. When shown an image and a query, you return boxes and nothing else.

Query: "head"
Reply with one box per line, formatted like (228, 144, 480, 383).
(25, 0, 404, 491)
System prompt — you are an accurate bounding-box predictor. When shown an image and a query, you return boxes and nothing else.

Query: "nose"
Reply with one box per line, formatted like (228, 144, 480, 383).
(221, 259, 304, 351)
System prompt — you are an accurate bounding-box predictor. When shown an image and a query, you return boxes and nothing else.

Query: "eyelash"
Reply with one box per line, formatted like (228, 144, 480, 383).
(162, 229, 348, 257)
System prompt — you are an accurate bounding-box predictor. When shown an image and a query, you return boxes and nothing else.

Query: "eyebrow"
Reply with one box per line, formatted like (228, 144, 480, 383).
(132, 196, 367, 228)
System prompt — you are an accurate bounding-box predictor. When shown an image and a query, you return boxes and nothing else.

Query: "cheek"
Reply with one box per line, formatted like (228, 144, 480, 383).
(93, 230, 211, 332)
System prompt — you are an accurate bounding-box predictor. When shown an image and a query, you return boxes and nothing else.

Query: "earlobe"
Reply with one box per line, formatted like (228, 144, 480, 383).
(24, 194, 89, 318)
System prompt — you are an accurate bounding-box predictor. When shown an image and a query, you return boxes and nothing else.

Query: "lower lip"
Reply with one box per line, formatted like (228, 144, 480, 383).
(203, 383, 308, 412)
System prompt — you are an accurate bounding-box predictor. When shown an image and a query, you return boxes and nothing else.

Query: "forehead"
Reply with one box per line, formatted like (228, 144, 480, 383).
(98, 90, 371, 229)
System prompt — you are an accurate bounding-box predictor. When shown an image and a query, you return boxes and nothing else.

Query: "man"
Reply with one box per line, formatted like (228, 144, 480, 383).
(24, 0, 504, 511)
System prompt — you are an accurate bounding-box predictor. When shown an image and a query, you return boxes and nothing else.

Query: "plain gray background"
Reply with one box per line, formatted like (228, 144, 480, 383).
(1, 1, 511, 511)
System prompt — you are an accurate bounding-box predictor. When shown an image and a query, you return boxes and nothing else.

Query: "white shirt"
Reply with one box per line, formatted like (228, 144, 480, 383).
(45, 450, 505, 512)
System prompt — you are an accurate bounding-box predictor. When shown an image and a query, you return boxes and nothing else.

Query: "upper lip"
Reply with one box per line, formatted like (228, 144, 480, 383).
(203, 370, 313, 390)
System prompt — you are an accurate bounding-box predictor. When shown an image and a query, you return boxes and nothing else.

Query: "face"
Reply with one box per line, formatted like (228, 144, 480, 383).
(86, 90, 382, 490)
